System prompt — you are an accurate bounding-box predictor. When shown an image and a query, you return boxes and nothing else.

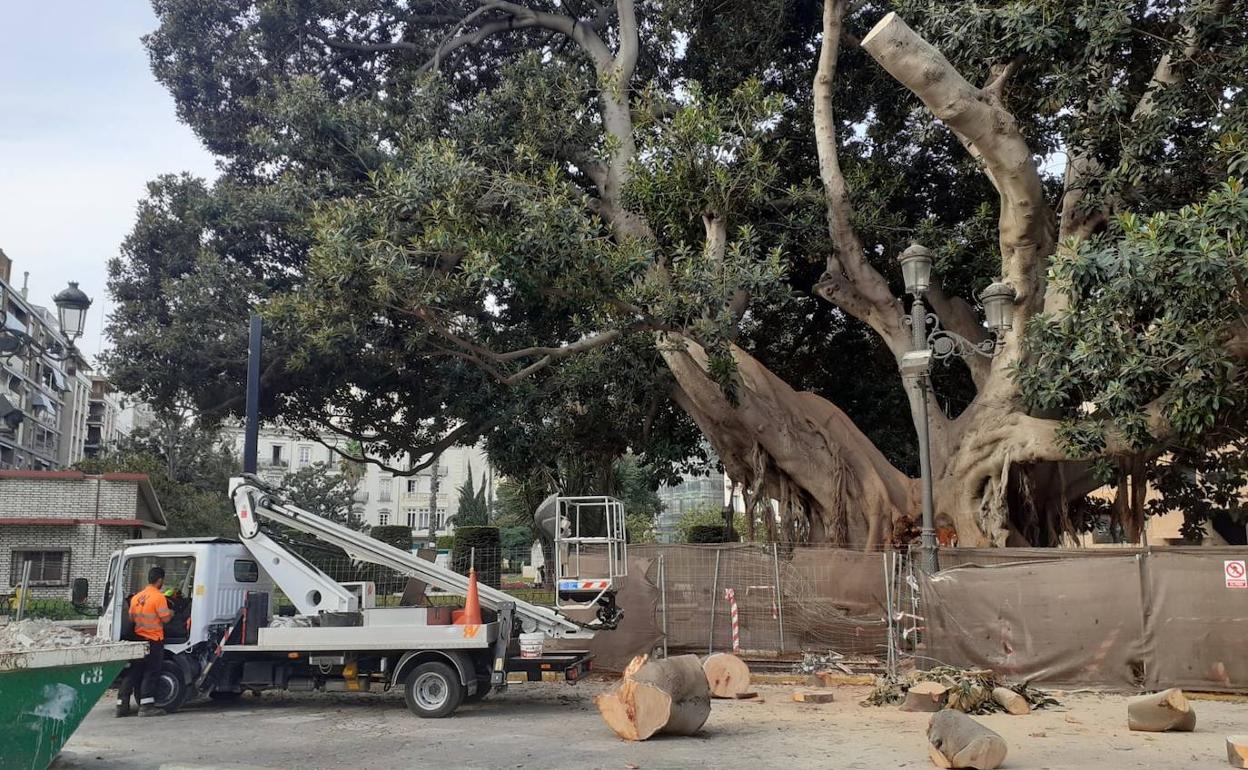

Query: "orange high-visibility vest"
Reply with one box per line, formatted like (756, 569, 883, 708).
(129, 585, 173, 642)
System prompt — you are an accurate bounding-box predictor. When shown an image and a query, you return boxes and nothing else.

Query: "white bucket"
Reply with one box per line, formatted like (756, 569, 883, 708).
(519, 632, 544, 659)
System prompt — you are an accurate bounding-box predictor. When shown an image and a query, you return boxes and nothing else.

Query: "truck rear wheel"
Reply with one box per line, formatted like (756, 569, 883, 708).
(403, 662, 464, 718)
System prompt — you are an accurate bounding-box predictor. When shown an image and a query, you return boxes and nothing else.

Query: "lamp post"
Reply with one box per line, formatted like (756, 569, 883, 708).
(0, 281, 93, 433)
(897, 244, 1016, 573)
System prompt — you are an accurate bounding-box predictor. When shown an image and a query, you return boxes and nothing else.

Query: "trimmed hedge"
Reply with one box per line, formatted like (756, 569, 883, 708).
(687, 524, 738, 544)
(371, 525, 413, 552)
(451, 526, 502, 588)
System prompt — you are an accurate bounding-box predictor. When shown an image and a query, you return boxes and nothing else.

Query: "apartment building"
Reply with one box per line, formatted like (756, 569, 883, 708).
(1, 253, 84, 470)
(220, 422, 494, 545)
(0, 251, 135, 469)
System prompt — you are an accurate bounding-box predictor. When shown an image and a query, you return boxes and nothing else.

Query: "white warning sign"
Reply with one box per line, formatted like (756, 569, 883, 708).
(1225, 560, 1247, 589)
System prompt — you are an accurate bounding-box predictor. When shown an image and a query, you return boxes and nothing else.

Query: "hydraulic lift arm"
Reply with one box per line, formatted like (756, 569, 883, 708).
(229, 476, 591, 638)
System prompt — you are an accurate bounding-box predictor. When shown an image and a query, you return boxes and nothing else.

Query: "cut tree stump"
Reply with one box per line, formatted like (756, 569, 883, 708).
(1127, 688, 1196, 732)
(927, 710, 1008, 769)
(991, 687, 1030, 715)
(703, 653, 752, 699)
(595, 655, 711, 741)
(793, 690, 835, 704)
(1227, 735, 1248, 768)
(901, 681, 950, 712)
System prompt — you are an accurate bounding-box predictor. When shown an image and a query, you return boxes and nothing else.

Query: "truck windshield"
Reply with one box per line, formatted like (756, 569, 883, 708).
(124, 555, 196, 598)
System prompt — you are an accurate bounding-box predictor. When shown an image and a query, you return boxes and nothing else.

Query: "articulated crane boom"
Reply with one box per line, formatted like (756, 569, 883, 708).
(229, 475, 592, 638)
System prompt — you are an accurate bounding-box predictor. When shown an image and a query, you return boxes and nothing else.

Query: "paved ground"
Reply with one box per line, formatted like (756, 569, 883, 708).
(54, 683, 1248, 770)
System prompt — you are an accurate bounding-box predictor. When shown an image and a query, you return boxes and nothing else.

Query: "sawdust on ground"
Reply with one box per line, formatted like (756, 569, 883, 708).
(57, 682, 1248, 769)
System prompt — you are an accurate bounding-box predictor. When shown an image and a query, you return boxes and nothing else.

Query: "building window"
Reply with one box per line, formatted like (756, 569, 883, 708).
(379, 478, 392, 502)
(11, 550, 69, 586)
(417, 509, 430, 530)
(378, 510, 390, 526)
(270, 445, 285, 467)
(407, 509, 419, 529)
(406, 478, 418, 495)
(297, 446, 312, 467)
(431, 511, 443, 532)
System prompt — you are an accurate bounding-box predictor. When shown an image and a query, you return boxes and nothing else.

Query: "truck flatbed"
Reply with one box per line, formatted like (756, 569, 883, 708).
(222, 621, 498, 653)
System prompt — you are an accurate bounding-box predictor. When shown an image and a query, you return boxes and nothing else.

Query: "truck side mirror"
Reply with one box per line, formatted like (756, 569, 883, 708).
(71, 577, 89, 606)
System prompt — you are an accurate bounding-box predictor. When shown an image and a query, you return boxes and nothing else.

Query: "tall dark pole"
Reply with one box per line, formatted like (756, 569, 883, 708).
(910, 295, 939, 574)
(243, 314, 262, 474)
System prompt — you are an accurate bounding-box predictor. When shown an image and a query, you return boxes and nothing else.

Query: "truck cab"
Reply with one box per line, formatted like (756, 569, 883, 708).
(99, 538, 274, 654)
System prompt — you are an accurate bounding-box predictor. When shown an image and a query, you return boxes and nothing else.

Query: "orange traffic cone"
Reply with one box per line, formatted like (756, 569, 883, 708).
(454, 567, 482, 626)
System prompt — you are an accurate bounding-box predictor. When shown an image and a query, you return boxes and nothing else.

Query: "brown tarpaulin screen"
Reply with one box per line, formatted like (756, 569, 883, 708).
(922, 556, 1147, 688)
(624, 544, 891, 657)
(551, 556, 663, 672)
(922, 548, 1248, 691)
(1145, 550, 1248, 691)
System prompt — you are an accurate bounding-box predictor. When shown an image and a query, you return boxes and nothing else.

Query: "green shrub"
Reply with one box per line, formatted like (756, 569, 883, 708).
(435, 535, 456, 550)
(451, 526, 502, 588)
(687, 524, 738, 544)
(370, 525, 413, 552)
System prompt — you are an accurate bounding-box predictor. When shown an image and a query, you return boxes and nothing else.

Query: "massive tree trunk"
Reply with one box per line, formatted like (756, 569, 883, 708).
(663, 336, 914, 547)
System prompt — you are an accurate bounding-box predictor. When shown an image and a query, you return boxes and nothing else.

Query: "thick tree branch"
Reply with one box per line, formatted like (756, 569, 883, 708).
(614, 0, 640, 82)
(811, 0, 907, 356)
(863, 12, 1055, 338)
(308, 416, 502, 477)
(423, 1, 613, 73)
(409, 305, 650, 385)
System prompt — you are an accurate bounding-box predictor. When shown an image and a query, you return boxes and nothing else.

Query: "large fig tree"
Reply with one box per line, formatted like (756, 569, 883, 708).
(111, 0, 1247, 547)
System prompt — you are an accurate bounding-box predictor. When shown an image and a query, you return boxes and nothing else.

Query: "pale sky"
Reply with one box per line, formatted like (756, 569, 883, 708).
(0, 1, 217, 365)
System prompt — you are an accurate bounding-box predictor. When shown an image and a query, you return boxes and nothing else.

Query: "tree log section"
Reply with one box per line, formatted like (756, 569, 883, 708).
(901, 681, 950, 713)
(1227, 735, 1248, 768)
(927, 710, 1008, 770)
(703, 653, 752, 699)
(595, 655, 711, 741)
(991, 687, 1030, 716)
(1127, 688, 1196, 732)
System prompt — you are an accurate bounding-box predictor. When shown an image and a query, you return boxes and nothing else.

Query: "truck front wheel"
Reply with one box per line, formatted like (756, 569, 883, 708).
(403, 661, 464, 718)
(154, 660, 190, 713)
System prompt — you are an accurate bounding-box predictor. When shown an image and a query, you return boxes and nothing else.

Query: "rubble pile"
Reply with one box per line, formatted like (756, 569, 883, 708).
(0, 619, 109, 652)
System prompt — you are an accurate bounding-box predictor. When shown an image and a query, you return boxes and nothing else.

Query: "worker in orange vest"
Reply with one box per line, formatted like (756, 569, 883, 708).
(116, 566, 174, 717)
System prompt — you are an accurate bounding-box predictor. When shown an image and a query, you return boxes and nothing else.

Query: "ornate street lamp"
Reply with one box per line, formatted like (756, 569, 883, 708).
(899, 243, 934, 296)
(979, 279, 1017, 334)
(898, 244, 1015, 574)
(0, 281, 93, 434)
(0, 281, 92, 360)
(53, 282, 92, 344)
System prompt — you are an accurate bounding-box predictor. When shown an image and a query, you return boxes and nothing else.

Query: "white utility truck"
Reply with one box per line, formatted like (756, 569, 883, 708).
(95, 476, 626, 718)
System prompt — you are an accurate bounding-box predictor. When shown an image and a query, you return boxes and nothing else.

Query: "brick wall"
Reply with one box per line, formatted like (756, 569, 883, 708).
(0, 523, 135, 601)
(0, 472, 164, 603)
(0, 473, 139, 521)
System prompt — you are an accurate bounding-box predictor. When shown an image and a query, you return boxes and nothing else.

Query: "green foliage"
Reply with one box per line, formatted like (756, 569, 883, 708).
(75, 413, 237, 538)
(687, 524, 738, 544)
(280, 461, 362, 529)
(451, 526, 502, 589)
(1020, 179, 1248, 535)
(434, 535, 456, 550)
(452, 464, 490, 527)
(370, 525, 413, 552)
(676, 502, 743, 543)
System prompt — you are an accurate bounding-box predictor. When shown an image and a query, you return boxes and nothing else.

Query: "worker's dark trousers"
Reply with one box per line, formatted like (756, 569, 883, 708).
(119, 641, 164, 708)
